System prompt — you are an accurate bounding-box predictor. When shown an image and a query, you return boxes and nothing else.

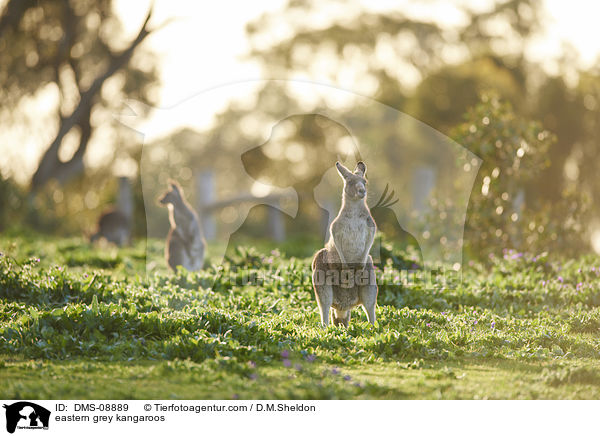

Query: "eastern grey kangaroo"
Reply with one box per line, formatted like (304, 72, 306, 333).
(90, 177, 133, 246)
(311, 161, 378, 327)
(158, 180, 205, 271)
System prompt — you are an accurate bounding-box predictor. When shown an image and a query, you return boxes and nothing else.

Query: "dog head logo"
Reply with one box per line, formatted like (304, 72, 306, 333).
(3, 402, 50, 434)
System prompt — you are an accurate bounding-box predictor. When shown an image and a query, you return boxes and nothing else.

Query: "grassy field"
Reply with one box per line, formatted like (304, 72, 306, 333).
(1, 231, 600, 399)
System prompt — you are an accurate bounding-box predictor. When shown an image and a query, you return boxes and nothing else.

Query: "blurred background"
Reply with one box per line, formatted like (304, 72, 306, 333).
(1, 0, 599, 262)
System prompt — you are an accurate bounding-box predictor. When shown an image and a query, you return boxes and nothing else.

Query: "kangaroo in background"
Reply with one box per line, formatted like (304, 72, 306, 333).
(311, 161, 378, 327)
(158, 180, 205, 271)
(90, 177, 133, 246)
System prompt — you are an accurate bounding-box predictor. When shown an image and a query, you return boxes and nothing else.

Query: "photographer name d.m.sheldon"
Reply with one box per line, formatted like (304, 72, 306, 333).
(255, 403, 316, 412)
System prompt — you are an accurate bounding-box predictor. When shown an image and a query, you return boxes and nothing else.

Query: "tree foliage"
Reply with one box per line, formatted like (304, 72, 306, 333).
(204, 0, 600, 257)
(0, 0, 159, 189)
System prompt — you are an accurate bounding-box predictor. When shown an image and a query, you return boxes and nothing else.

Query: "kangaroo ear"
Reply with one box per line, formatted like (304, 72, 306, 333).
(168, 179, 182, 194)
(335, 161, 352, 179)
(354, 161, 366, 176)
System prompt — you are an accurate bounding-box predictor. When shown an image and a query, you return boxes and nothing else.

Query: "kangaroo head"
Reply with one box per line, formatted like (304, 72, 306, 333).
(336, 161, 367, 200)
(158, 180, 184, 206)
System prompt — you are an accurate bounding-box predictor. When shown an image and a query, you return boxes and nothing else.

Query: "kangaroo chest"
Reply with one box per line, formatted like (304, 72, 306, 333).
(336, 215, 368, 262)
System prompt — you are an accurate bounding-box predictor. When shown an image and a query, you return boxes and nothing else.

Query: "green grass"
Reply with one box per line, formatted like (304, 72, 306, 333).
(1, 232, 600, 399)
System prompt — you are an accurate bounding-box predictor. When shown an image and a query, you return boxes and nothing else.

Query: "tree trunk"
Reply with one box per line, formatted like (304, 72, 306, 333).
(30, 7, 154, 191)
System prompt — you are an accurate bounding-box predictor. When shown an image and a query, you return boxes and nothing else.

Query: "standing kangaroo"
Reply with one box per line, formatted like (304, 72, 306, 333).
(158, 181, 206, 271)
(311, 161, 378, 327)
(90, 177, 133, 246)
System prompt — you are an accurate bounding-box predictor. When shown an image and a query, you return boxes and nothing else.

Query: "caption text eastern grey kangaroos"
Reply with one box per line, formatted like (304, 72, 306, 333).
(311, 161, 378, 327)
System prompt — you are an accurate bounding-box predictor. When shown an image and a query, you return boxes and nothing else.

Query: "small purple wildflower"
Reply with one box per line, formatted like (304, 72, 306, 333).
(280, 350, 290, 359)
(248, 361, 256, 368)
(426, 323, 431, 327)
(491, 321, 496, 329)
(283, 359, 291, 367)
(343, 375, 352, 381)
(354, 382, 364, 388)
(474, 320, 478, 325)
(305, 354, 316, 362)
(331, 367, 340, 375)
(441, 312, 446, 315)
(558, 276, 564, 283)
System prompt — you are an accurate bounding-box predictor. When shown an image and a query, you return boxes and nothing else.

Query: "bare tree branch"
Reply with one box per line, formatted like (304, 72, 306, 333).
(31, 7, 154, 190)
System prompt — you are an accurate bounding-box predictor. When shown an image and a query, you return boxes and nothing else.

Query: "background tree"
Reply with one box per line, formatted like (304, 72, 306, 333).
(451, 93, 556, 257)
(201, 0, 600, 256)
(0, 0, 159, 190)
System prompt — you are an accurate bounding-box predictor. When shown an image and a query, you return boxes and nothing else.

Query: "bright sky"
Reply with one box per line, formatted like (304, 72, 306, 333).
(114, 0, 600, 139)
(2, 0, 600, 183)
(114, 0, 284, 107)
